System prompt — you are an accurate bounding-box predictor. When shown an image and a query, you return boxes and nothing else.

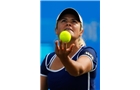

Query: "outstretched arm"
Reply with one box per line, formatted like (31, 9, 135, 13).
(55, 40, 94, 77)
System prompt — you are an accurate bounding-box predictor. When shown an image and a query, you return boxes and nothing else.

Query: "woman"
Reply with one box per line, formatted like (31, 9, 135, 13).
(41, 7, 97, 90)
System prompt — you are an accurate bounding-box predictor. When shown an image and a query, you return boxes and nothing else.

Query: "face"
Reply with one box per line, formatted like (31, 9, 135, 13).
(55, 14, 83, 40)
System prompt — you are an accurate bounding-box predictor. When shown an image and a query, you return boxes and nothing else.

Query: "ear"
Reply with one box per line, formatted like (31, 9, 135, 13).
(79, 29, 84, 37)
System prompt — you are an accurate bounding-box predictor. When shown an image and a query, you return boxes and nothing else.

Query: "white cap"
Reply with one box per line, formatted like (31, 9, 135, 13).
(56, 7, 83, 27)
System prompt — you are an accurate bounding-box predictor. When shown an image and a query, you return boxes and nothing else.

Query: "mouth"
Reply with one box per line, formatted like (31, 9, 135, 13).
(64, 28, 73, 32)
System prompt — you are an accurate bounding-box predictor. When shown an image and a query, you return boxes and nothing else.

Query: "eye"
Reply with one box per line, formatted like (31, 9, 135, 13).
(72, 20, 78, 23)
(61, 19, 66, 22)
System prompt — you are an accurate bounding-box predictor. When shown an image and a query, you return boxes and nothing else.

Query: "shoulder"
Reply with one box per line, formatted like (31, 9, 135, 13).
(41, 52, 55, 65)
(80, 46, 97, 56)
(47, 52, 55, 59)
(83, 46, 96, 51)
(46, 52, 55, 62)
(41, 52, 55, 76)
(76, 46, 97, 62)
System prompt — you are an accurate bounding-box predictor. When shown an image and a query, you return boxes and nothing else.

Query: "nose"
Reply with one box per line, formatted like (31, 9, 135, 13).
(66, 22, 71, 26)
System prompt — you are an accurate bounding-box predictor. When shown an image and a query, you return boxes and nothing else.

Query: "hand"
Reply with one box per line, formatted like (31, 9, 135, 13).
(55, 40, 75, 59)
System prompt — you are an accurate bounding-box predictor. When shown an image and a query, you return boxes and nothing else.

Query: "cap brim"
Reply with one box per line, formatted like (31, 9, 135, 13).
(57, 8, 81, 22)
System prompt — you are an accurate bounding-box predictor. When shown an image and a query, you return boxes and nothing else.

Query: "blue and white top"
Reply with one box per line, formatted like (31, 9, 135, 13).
(41, 46, 97, 90)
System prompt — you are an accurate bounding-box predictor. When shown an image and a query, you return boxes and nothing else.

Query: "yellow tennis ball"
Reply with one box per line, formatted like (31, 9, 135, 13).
(59, 31, 71, 43)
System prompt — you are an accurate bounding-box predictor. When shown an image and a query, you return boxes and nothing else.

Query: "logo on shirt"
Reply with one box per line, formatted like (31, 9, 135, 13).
(85, 52, 93, 60)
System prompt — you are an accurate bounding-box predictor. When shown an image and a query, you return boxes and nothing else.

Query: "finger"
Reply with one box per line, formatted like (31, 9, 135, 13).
(55, 40, 60, 51)
(59, 40, 62, 50)
(67, 44, 75, 52)
(64, 43, 67, 50)
(70, 44, 75, 50)
(60, 40, 65, 50)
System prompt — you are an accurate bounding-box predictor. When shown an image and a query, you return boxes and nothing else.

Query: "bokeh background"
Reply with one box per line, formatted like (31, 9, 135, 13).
(40, 1, 100, 90)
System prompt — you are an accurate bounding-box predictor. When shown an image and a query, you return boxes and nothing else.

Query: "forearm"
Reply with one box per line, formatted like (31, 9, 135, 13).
(40, 76, 48, 90)
(59, 56, 84, 76)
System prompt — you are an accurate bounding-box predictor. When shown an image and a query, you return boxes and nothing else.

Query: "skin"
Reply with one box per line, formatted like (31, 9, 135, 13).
(41, 14, 94, 90)
(40, 76, 48, 90)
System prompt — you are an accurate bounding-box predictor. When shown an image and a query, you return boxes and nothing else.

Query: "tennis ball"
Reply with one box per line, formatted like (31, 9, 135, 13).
(59, 31, 71, 43)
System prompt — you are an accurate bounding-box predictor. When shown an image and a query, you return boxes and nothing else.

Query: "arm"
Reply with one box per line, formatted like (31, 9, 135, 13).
(40, 55, 50, 90)
(55, 40, 95, 77)
(60, 55, 93, 77)
(40, 76, 48, 90)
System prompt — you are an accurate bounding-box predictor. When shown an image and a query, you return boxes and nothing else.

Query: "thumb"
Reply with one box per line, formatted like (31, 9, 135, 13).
(67, 44, 75, 52)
